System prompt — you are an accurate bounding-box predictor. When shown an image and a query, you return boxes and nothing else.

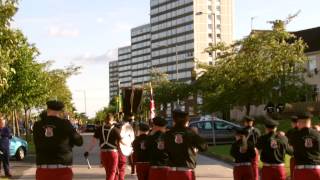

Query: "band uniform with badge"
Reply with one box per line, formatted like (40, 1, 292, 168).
(145, 116, 170, 180)
(230, 127, 256, 180)
(290, 112, 320, 180)
(132, 123, 150, 180)
(243, 116, 261, 180)
(33, 100, 83, 180)
(164, 109, 208, 180)
(256, 118, 293, 180)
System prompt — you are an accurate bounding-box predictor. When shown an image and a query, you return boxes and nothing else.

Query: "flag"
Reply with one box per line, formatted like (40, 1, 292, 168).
(150, 83, 155, 119)
(116, 81, 122, 113)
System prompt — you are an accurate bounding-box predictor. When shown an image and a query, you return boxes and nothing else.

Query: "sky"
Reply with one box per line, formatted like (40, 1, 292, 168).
(13, 0, 320, 117)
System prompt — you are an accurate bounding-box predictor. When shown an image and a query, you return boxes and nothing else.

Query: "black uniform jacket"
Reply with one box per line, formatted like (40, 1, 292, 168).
(164, 126, 208, 169)
(145, 130, 169, 166)
(132, 134, 148, 162)
(286, 127, 298, 145)
(33, 116, 83, 165)
(291, 128, 320, 165)
(230, 139, 256, 163)
(256, 131, 293, 164)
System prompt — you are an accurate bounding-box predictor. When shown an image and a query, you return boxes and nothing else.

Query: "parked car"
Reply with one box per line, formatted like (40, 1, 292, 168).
(85, 124, 96, 132)
(189, 117, 241, 145)
(9, 136, 28, 160)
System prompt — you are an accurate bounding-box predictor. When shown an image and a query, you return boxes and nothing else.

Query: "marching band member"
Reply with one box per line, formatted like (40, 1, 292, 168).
(33, 100, 83, 180)
(256, 119, 293, 180)
(291, 112, 320, 180)
(286, 116, 299, 179)
(243, 116, 261, 180)
(132, 123, 150, 180)
(146, 116, 169, 180)
(230, 128, 255, 180)
(84, 113, 121, 180)
(164, 109, 207, 180)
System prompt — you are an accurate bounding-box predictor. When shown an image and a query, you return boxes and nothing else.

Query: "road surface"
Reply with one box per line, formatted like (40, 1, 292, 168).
(9, 133, 233, 180)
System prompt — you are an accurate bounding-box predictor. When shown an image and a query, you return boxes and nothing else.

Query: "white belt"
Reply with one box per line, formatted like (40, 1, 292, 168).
(37, 164, 72, 169)
(100, 149, 118, 152)
(170, 167, 194, 172)
(295, 165, 320, 169)
(150, 166, 169, 169)
(234, 162, 251, 166)
(264, 163, 285, 167)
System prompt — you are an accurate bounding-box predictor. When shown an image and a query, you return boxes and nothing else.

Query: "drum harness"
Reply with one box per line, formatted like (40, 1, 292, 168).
(100, 124, 117, 149)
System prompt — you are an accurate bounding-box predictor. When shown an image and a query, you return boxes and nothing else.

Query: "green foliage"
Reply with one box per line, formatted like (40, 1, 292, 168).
(198, 20, 311, 114)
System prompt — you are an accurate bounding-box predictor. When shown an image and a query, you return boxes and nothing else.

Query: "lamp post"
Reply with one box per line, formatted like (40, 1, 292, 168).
(195, 11, 217, 61)
(251, 16, 257, 30)
(76, 90, 87, 115)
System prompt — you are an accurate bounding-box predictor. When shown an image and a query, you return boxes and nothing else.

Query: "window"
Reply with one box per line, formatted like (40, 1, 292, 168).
(204, 122, 213, 130)
(214, 121, 233, 130)
(308, 55, 317, 71)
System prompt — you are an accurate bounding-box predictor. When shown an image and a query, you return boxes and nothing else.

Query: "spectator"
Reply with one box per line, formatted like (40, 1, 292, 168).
(0, 116, 12, 177)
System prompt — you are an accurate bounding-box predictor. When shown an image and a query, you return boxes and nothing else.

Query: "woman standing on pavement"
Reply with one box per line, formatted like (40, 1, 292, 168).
(0, 116, 12, 177)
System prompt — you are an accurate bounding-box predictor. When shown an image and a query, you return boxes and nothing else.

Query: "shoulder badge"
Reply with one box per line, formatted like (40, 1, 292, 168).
(140, 141, 146, 150)
(304, 138, 313, 148)
(44, 126, 55, 137)
(174, 134, 184, 144)
(270, 139, 278, 149)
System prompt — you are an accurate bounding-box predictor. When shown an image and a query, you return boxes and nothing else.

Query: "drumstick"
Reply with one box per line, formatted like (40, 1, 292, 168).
(86, 158, 92, 169)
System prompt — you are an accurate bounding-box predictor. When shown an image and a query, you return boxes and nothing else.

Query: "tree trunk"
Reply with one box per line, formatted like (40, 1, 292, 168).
(24, 108, 30, 141)
(12, 111, 16, 136)
(246, 103, 251, 115)
(15, 110, 20, 137)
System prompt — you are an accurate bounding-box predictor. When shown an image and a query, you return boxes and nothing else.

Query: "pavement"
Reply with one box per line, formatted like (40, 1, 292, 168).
(7, 133, 233, 180)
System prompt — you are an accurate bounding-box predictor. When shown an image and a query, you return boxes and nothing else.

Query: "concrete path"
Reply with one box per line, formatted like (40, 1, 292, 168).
(9, 133, 233, 180)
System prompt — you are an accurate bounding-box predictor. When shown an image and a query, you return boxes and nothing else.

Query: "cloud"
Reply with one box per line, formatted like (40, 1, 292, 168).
(72, 49, 118, 64)
(48, 25, 80, 38)
(96, 17, 105, 24)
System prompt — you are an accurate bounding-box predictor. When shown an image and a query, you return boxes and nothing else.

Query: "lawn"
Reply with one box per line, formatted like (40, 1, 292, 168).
(202, 117, 320, 175)
(205, 145, 292, 174)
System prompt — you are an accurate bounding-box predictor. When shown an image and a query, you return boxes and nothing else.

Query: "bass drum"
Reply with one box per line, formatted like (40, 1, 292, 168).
(119, 122, 135, 156)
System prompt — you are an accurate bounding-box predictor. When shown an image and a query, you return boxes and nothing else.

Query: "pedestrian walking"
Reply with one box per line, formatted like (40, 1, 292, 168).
(286, 115, 299, 179)
(164, 109, 208, 180)
(0, 117, 12, 177)
(230, 127, 255, 180)
(291, 112, 320, 180)
(33, 100, 83, 180)
(256, 118, 293, 180)
(84, 113, 122, 180)
(243, 116, 261, 180)
(145, 116, 169, 180)
(132, 123, 150, 180)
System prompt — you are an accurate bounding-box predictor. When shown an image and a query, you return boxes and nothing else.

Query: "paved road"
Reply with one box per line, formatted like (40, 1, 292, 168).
(10, 133, 233, 180)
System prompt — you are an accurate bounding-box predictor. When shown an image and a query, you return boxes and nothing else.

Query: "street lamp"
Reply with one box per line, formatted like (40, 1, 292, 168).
(76, 90, 87, 115)
(195, 11, 217, 61)
(251, 16, 257, 30)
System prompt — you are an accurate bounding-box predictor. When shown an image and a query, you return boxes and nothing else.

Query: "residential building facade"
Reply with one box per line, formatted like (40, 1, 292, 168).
(109, 0, 234, 107)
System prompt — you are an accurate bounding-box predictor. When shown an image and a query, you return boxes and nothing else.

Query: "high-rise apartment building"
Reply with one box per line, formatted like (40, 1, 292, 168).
(109, 0, 233, 100)
(109, 61, 119, 99)
(131, 24, 152, 85)
(117, 46, 132, 88)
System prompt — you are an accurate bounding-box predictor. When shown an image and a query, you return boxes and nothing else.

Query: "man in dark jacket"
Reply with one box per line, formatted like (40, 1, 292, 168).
(230, 127, 255, 180)
(0, 117, 12, 177)
(165, 109, 208, 180)
(257, 119, 293, 180)
(33, 100, 83, 180)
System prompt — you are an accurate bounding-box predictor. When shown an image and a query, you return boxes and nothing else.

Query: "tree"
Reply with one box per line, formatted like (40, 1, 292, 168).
(199, 20, 310, 115)
(0, 0, 22, 92)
